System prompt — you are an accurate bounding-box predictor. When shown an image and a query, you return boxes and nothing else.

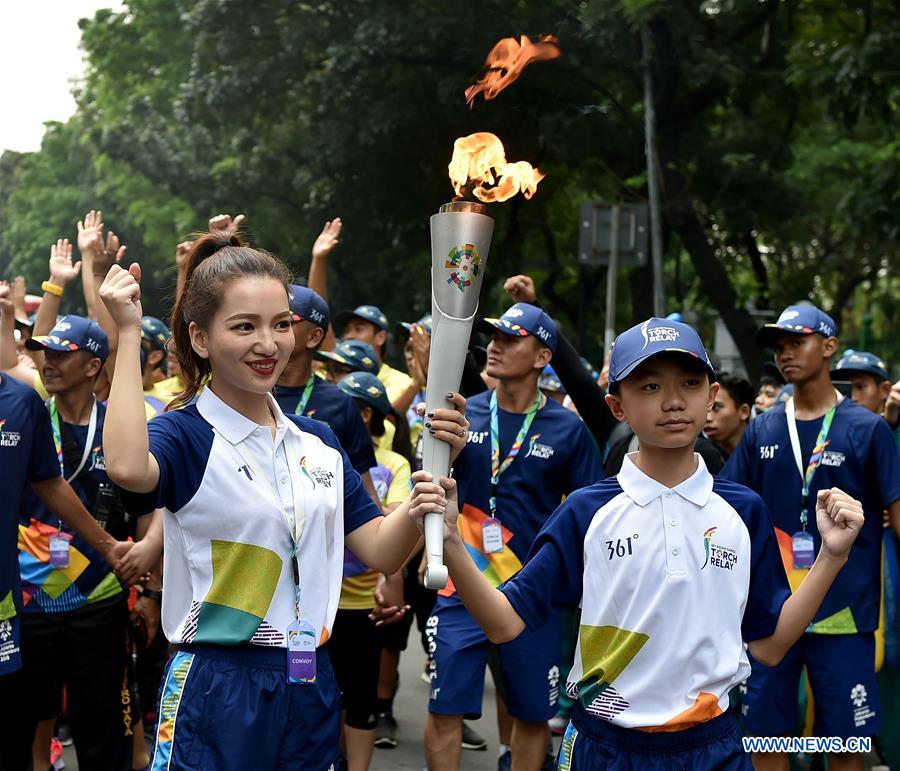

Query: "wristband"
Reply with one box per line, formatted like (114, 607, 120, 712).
(41, 281, 64, 297)
(141, 588, 162, 603)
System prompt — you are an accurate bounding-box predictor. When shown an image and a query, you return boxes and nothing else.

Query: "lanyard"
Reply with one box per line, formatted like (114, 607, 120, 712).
(214, 425, 307, 617)
(785, 391, 842, 530)
(293, 375, 316, 416)
(489, 389, 542, 517)
(48, 397, 98, 483)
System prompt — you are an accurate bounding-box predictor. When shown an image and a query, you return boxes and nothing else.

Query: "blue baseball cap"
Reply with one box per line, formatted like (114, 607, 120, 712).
(397, 314, 433, 337)
(26, 315, 109, 362)
(288, 285, 330, 330)
(832, 350, 890, 382)
(756, 305, 837, 348)
(335, 304, 390, 333)
(338, 371, 392, 416)
(478, 303, 558, 354)
(314, 339, 380, 374)
(608, 317, 716, 392)
(538, 364, 564, 394)
(141, 316, 171, 352)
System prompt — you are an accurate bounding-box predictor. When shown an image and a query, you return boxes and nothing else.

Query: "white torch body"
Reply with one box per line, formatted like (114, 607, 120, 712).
(422, 202, 494, 590)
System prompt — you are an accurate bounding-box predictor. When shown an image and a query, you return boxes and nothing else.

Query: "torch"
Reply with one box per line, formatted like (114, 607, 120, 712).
(421, 201, 494, 589)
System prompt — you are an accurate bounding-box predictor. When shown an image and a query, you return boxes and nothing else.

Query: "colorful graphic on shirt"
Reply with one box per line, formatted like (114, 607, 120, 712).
(701, 526, 717, 569)
(151, 651, 194, 770)
(638, 691, 723, 732)
(18, 519, 121, 612)
(439, 503, 523, 597)
(0, 591, 15, 621)
(445, 244, 481, 292)
(575, 624, 649, 720)
(191, 540, 282, 645)
(774, 526, 857, 633)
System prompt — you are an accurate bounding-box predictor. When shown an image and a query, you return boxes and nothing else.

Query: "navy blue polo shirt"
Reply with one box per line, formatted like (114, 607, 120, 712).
(18, 400, 154, 615)
(275, 377, 376, 475)
(441, 390, 602, 598)
(0, 375, 60, 673)
(722, 398, 900, 633)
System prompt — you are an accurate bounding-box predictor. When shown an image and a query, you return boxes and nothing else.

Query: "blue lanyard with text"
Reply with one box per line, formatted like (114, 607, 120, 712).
(293, 375, 316, 416)
(786, 395, 841, 530)
(48, 397, 97, 482)
(489, 389, 541, 518)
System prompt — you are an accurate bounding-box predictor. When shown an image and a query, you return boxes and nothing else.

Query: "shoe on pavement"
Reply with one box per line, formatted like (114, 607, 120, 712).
(461, 721, 487, 751)
(374, 712, 398, 749)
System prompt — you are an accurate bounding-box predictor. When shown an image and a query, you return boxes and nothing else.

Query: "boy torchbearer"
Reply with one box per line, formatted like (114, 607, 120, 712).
(410, 317, 866, 770)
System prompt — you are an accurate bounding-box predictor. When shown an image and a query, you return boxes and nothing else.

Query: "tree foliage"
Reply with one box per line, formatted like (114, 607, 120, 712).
(0, 0, 896, 374)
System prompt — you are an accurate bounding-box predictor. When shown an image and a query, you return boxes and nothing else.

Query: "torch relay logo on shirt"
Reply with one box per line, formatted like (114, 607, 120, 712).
(525, 433, 554, 460)
(701, 526, 738, 571)
(0, 418, 21, 448)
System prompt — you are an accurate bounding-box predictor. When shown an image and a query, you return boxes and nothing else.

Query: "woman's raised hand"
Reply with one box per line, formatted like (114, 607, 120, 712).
(99, 263, 143, 331)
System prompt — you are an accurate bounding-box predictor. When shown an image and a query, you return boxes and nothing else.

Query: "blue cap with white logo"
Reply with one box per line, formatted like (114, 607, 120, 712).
(314, 339, 380, 375)
(338, 371, 392, 416)
(832, 350, 890, 382)
(335, 304, 390, 333)
(478, 303, 558, 354)
(608, 317, 716, 392)
(26, 315, 109, 362)
(756, 305, 837, 348)
(289, 285, 331, 331)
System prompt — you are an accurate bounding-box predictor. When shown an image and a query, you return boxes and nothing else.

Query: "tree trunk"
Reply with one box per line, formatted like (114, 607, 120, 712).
(666, 190, 766, 382)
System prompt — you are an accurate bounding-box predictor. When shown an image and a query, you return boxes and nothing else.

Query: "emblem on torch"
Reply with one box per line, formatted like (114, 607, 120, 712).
(445, 244, 482, 292)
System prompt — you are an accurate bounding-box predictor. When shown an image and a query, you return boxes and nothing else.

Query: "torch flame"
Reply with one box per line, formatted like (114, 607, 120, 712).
(465, 34, 561, 108)
(448, 132, 545, 203)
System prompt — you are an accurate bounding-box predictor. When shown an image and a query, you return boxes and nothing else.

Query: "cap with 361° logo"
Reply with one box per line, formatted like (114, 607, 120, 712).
(477, 302, 558, 354)
(26, 315, 109, 362)
(756, 305, 837, 348)
(288, 285, 331, 331)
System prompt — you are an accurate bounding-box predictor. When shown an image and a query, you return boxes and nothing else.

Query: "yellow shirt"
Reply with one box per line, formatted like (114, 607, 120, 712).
(339, 446, 412, 610)
(376, 362, 414, 452)
(377, 362, 414, 404)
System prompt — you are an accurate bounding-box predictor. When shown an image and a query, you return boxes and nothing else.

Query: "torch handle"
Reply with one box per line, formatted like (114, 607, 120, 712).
(421, 314, 473, 590)
(423, 204, 494, 591)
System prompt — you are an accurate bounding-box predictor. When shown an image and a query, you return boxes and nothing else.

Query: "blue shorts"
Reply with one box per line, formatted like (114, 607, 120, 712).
(150, 643, 341, 771)
(741, 632, 880, 739)
(557, 706, 750, 770)
(426, 596, 561, 722)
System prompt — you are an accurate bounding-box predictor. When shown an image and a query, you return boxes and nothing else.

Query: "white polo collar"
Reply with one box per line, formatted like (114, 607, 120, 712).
(197, 384, 292, 445)
(618, 452, 713, 508)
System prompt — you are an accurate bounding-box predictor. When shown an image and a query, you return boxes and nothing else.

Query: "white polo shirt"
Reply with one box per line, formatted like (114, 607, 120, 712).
(502, 453, 790, 731)
(136, 386, 381, 649)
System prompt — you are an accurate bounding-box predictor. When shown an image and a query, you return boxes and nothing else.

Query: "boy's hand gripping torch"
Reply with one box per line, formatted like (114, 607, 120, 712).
(421, 201, 494, 590)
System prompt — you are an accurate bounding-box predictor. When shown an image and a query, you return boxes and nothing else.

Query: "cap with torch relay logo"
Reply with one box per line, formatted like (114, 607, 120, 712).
(607, 317, 716, 394)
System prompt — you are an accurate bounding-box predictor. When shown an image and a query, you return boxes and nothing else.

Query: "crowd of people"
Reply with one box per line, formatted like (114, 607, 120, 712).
(0, 209, 898, 771)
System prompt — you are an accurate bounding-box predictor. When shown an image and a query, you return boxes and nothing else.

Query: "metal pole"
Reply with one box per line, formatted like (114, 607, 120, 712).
(604, 205, 620, 359)
(642, 24, 666, 317)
